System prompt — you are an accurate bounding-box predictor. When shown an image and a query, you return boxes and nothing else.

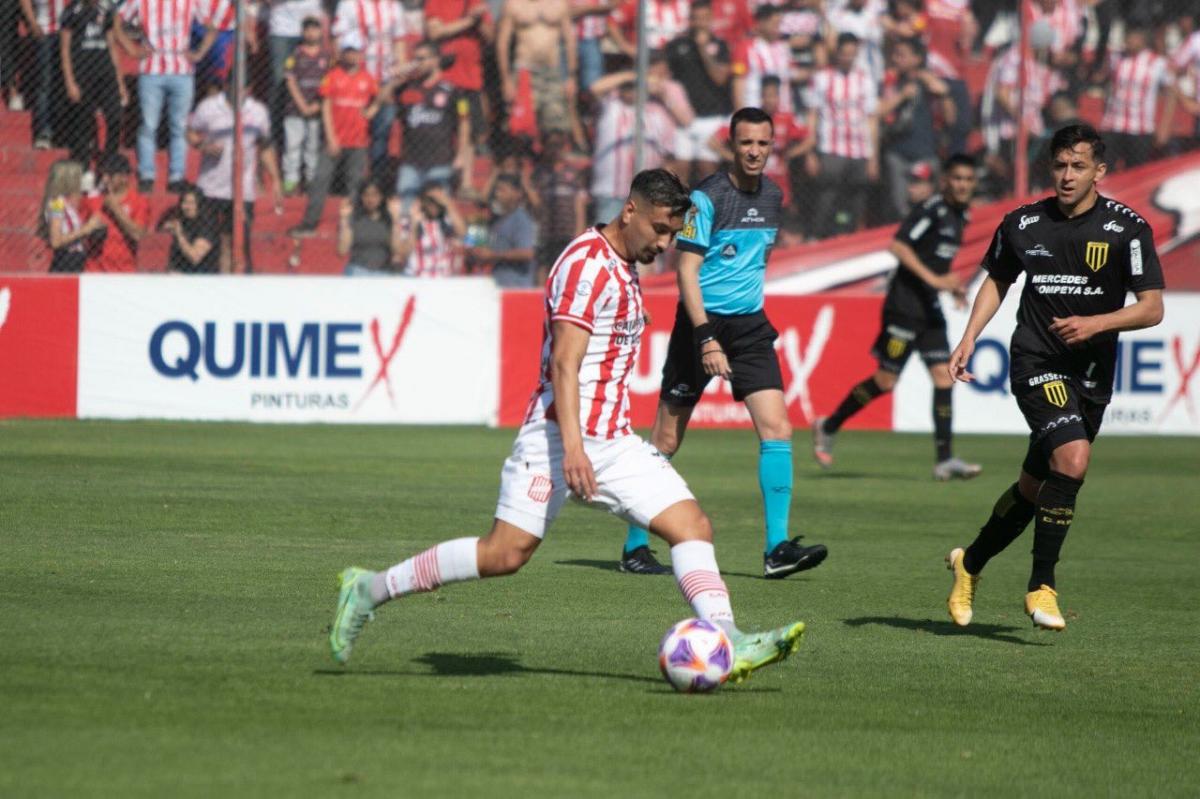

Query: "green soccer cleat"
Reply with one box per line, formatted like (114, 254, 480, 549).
(728, 621, 806, 684)
(330, 567, 376, 664)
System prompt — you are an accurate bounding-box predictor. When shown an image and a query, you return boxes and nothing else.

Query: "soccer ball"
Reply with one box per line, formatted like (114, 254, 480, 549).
(658, 618, 734, 693)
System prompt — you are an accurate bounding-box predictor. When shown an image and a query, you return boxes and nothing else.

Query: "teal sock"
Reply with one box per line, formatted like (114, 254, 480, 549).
(759, 440, 793, 553)
(623, 525, 650, 554)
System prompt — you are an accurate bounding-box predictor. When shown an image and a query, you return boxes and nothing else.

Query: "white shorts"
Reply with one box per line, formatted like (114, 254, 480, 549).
(494, 420, 695, 538)
(675, 116, 728, 163)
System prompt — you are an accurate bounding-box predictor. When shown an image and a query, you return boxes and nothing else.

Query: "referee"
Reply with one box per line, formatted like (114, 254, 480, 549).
(618, 107, 828, 579)
(944, 124, 1164, 631)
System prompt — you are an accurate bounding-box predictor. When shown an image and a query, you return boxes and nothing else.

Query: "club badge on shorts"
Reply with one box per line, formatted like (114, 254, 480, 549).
(886, 338, 906, 359)
(1043, 380, 1069, 408)
(1084, 241, 1109, 272)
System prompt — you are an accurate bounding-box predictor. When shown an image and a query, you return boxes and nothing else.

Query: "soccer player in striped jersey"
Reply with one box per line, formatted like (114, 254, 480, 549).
(329, 169, 806, 681)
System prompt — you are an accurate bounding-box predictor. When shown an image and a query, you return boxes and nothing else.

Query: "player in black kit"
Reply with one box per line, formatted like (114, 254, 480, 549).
(813, 154, 982, 480)
(944, 125, 1164, 631)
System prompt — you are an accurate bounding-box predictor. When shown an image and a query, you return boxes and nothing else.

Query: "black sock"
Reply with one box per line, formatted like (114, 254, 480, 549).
(933, 387, 953, 462)
(824, 377, 885, 433)
(962, 482, 1036, 574)
(1029, 471, 1083, 591)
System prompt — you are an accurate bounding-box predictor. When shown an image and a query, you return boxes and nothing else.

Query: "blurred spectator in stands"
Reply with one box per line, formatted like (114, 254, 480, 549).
(648, 50, 695, 175)
(706, 0, 750, 44)
(161, 184, 220, 273)
(1100, 23, 1176, 170)
(497, 0, 581, 147)
(922, 0, 976, 81)
(609, 0, 689, 53)
(1028, 0, 1085, 75)
(528, 125, 587, 284)
(805, 32, 878, 238)
(190, 4, 257, 95)
(188, 78, 283, 272)
(480, 135, 533, 205)
(338, 181, 402, 274)
(290, 33, 379, 237)
(781, 0, 827, 74)
(905, 160, 935, 207)
(878, 37, 948, 220)
(281, 17, 329, 194)
(1172, 17, 1200, 142)
(2, 1, 23, 110)
(826, 0, 885, 83)
(424, 0, 494, 149)
(59, 0, 127, 178)
(18, 0, 66, 149)
(114, 0, 230, 193)
(39, 159, 105, 272)
(1030, 91, 1081, 191)
(733, 5, 792, 113)
(588, 70, 677, 222)
(469, 174, 536, 287)
(667, 0, 733, 184)
(81, 154, 149, 271)
(268, 0, 325, 93)
(395, 40, 473, 207)
(571, 0, 617, 92)
(332, 0, 410, 177)
(400, 183, 467, 276)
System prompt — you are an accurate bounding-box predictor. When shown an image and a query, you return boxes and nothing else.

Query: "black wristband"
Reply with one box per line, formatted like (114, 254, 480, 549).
(694, 322, 718, 352)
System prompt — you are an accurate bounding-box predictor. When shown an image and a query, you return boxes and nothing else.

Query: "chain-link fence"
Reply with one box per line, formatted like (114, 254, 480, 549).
(2, 0, 1199, 280)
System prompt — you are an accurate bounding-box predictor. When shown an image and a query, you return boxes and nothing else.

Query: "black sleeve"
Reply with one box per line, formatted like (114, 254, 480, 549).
(60, 5, 82, 34)
(981, 220, 1023, 283)
(1123, 225, 1165, 293)
(893, 204, 934, 246)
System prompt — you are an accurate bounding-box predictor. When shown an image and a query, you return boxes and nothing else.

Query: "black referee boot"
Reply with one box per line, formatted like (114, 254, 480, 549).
(764, 537, 828, 579)
(618, 546, 672, 575)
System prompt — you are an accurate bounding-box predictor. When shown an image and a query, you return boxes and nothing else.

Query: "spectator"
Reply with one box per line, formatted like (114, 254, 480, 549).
(609, 0, 689, 52)
(338, 182, 403, 274)
(826, 0, 886, 83)
(588, 70, 677, 222)
(667, 0, 734, 183)
(733, 5, 793, 113)
(497, 0, 579, 144)
(424, 0, 494, 147)
(290, 33, 379, 237)
(1027, 0, 1085, 73)
(904, 160, 935, 207)
(39, 159, 104, 273)
(395, 40, 473, 207)
(58, 0, 127, 177)
(187, 78, 283, 272)
(805, 32, 879, 238)
(400, 183, 467, 276)
(114, 0, 231, 193)
(332, 0, 409, 176)
(469, 174, 536, 287)
(878, 37, 949, 220)
(1099, 24, 1176, 170)
(923, 0, 977, 82)
(81, 154, 150, 272)
(267, 0, 325, 91)
(528, 126, 587, 284)
(706, 0, 751, 44)
(18, 0, 66, 149)
(1030, 91, 1082, 191)
(2, 0, 23, 110)
(281, 17, 330, 194)
(161, 184, 220, 273)
(1171, 19, 1200, 140)
(781, 0, 827, 72)
(571, 0, 616, 92)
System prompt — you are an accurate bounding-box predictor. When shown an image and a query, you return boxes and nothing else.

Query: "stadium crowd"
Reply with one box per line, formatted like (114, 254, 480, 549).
(7, 0, 1200, 280)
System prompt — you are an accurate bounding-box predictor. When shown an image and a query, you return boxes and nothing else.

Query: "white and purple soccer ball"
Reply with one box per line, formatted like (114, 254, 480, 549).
(658, 618, 734, 693)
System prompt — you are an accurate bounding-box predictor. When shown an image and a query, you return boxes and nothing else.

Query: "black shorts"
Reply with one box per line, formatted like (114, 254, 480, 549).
(1013, 369, 1106, 478)
(871, 314, 950, 373)
(659, 304, 783, 406)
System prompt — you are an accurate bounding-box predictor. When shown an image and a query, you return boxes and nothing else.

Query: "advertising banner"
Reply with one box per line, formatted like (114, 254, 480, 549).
(0, 276, 78, 418)
(76, 276, 500, 423)
(500, 291, 890, 430)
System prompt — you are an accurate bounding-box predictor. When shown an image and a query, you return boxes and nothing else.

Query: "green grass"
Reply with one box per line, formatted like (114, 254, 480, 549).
(2, 421, 1197, 798)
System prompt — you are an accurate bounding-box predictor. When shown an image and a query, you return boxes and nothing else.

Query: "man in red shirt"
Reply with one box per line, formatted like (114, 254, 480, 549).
(81, 154, 150, 272)
(424, 0, 493, 148)
(291, 32, 381, 236)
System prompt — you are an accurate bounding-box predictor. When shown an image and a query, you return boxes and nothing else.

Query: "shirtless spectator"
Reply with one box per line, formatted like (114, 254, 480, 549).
(497, 0, 580, 146)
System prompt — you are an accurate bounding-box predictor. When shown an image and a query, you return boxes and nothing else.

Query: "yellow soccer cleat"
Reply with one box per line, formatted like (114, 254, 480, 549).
(945, 547, 980, 627)
(1025, 585, 1066, 631)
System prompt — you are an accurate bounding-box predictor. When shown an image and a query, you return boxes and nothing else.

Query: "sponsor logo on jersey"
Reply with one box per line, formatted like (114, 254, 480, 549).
(909, 217, 932, 241)
(575, 280, 592, 297)
(1025, 244, 1054, 257)
(1103, 220, 1125, 233)
(740, 207, 764, 224)
(1029, 372, 1068, 387)
(1043, 379, 1069, 408)
(1130, 239, 1143, 275)
(886, 337, 907, 359)
(1018, 214, 1040, 230)
(721, 243, 738, 258)
(935, 243, 959, 260)
(681, 207, 697, 239)
(1085, 241, 1109, 272)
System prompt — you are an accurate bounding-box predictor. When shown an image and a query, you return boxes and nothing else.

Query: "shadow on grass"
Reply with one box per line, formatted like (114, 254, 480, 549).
(554, 558, 624, 573)
(842, 616, 1050, 647)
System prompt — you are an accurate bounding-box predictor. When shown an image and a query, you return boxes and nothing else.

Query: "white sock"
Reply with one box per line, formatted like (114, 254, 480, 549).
(371, 537, 481, 605)
(670, 540, 738, 636)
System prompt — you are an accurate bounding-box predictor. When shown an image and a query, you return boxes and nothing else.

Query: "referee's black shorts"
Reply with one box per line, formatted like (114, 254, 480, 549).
(659, 303, 784, 406)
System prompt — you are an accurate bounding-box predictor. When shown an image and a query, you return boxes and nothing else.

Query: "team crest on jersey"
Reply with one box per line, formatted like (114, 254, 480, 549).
(682, 207, 697, 239)
(886, 338, 907, 359)
(721, 243, 738, 258)
(527, 474, 553, 503)
(1084, 241, 1109, 272)
(1042, 380, 1069, 408)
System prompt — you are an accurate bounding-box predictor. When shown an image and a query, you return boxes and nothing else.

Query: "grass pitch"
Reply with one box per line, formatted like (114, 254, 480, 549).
(2, 421, 1197, 798)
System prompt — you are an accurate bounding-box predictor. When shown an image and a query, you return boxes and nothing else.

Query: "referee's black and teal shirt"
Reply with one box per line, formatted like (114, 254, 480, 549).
(676, 172, 783, 315)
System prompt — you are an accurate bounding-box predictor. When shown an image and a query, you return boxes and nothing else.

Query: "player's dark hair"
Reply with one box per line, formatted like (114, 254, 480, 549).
(630, 169, 691, 216)
(729, 106, 775, 139)
(836, 32, 860, 49)
(1050, 123, 1106, 163)
(943, 153, 976, 172)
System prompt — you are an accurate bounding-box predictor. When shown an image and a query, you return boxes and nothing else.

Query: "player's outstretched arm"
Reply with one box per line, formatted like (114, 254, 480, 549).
(549, 321, 597, 500)
(1049, 289, 1164, 346)
(948, 275, 1010, 383)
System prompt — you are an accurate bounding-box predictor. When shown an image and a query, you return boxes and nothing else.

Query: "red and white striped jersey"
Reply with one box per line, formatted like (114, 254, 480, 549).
(925, 0, 971, 78)
(1028, 0, 1084, 56)
(590, 96, 674, 199)
(523, 228, 645, 440)
(333, 0, 407, 83)
(574, 0, 608, 41)
(403, 218, 461, 277)
(1172, 32, 1200, 103)
(30, 0, 70, 34)
(118, 0, 235, 75)
(733, 36, 793, 113)
(611, 0, 690, 50)
(1101, 50, 1171, 135)
(980, 47, 1064, 152)
(806, 65, 878, 159)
